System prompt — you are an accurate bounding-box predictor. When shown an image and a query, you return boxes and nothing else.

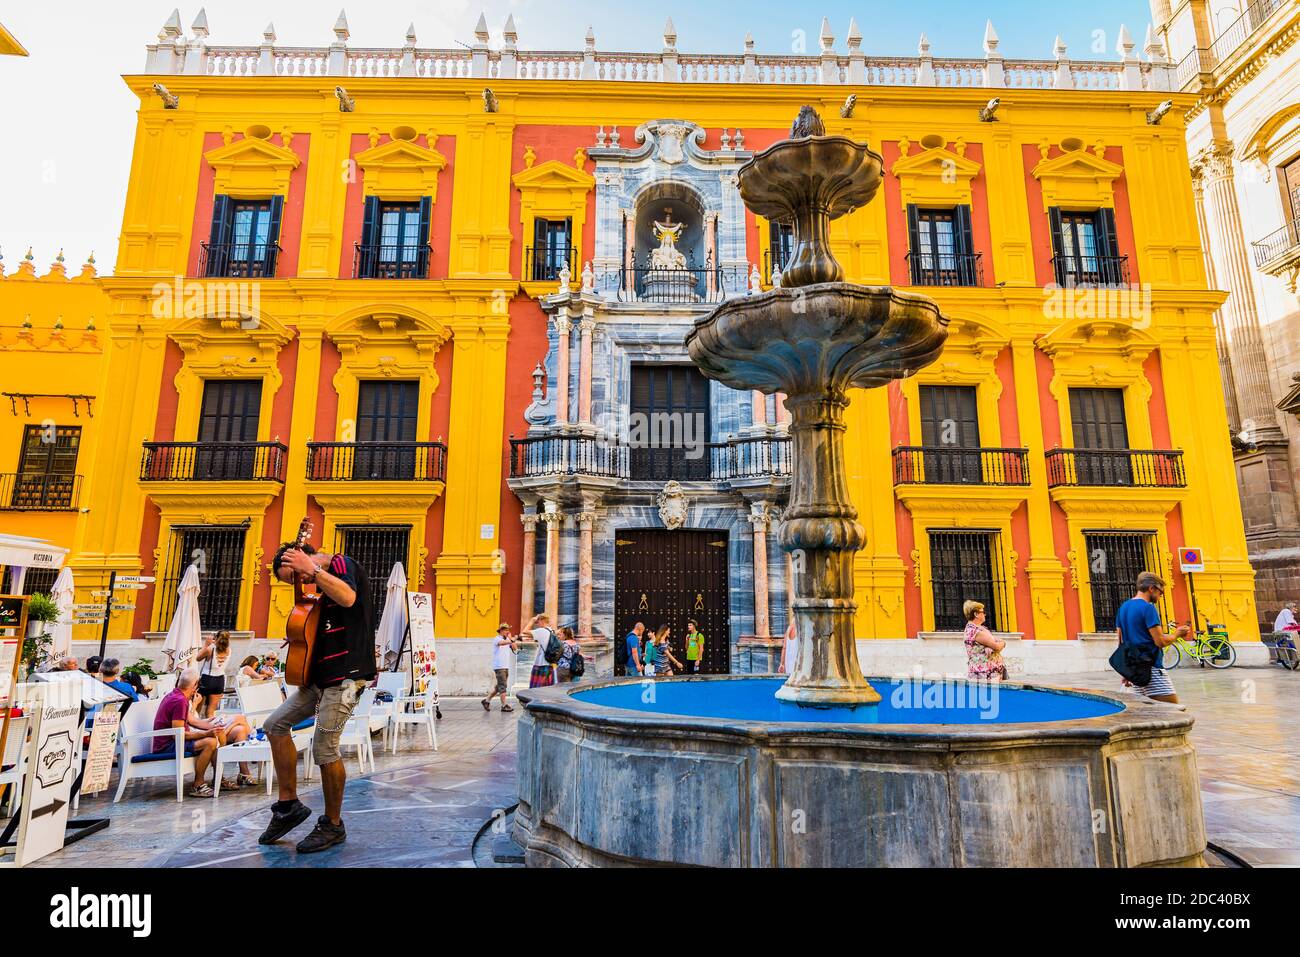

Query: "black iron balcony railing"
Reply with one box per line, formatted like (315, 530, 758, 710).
(199, 241, 281, 278)
(305, 441, 447, 482)
(140, 441, 288, 482)
(1050, 254, 1130, 287)
(593, 262, 751, 304)
(0, 472, 82, 510)
(509, 433, 793, 482)
(1045, 449, 1186, 489)
(524, 245, 578, 282)
(353, 243, 432, 279)
(1252, 221, 1300, 268)
(1211, 0, 1285, 64)
(906, 251, 983, 287)
(1173, 47, 1217, 89)
(892, 446, 1030, 486)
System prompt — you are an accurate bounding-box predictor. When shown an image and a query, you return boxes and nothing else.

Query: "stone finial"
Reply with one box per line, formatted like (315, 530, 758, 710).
(0, 247, 5, 277)
(77, 252, 97, 281)
(847, 18, 862, 51)
(585, 25, 595, 51)
(262, 23, 277, 44)
(749, 264, 761, 293)
(594, 126, 606, 147)
(162, 9, 182, 39)
(21, 314, 32, 329)
(558, 263, 572, 294)
(191, 9, 209, 40)
(983, 20, 1000, 55)
(721, 129, 732, 149)
(474, 12, 490, 45)
(734, 128, 744, 149)
(819, 17, 834, 52)
(405, 22, 417, 46)
(609, 127, 621, 146)
(53, 315, 64, 331)
(1117, 23, 1136, 59)
(333, 10, 350, 43)
(663, 16, 676, 49)
(581, 262, 594, 293)
(1054, 36, 1068, 60)
(504, 14, 518, 47)
(918, 33, 930, 56)
(86, 316, 96, 331)
(744, 31, 754, 52)
(1143, 23, 1166, 61)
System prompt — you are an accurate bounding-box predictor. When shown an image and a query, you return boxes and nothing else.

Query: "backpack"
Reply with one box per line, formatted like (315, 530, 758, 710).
(543, 630, 565, 664)
(570, 649, 585, 677)
(1109, 641, 1158, 687)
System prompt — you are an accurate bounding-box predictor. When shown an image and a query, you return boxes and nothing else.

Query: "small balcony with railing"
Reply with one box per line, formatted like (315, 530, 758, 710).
(305, 441, 447, 482)
(139, 441, 288, 482)
(1252, 220, 1300, 285)
(892, 446, 1030, 487)
(905, 251, 984, 288)
(199, 241, 281, 278)
(1050, 253, 1130, 287)
(524, 245, 578, 283)
(1045, 449, 1186, 489)
(352, 243, 432, 279)
(1174, 0, 1286, 89)
(0, 473, 83, 511)
(592, 259, 751, 305)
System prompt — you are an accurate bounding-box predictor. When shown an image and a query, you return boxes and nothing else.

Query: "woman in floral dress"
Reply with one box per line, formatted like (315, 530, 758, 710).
(963, 600, 1007, 681)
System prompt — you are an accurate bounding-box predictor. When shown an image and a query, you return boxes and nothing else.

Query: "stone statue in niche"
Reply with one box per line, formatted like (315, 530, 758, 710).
(650, 208, 688, 270)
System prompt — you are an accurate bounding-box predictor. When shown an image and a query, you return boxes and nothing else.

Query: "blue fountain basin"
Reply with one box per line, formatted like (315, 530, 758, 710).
(572, 676, 1124, 725)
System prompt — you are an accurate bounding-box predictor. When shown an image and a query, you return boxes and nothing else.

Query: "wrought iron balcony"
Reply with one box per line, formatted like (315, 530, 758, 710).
(524, 245, 578, 282)
(893, 447, 1029, 486)
(352, 242, 431, 279)
(0, 473, 83, 510)
(199, 241, 281, 278)
(592, 262, 751, 304)
(305, 441, 447, 482)
(508, 433, 792, 482)
(1050, 254, 1130, 287)
(906, 251, 983, 287)
(140, 441, 288, 482)
(1252, 221, 1300, 270)
(1173, 47, 1216, 89)
(1210, 0, 1285, 65)
(1045, 449, 1186, 489)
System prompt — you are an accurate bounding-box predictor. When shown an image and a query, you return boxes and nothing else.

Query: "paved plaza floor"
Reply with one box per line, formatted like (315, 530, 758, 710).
(6, 668, 1298, 868)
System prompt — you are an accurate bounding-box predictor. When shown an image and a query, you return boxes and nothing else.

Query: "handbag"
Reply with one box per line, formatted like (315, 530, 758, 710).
(1109, 641, 1158, 686)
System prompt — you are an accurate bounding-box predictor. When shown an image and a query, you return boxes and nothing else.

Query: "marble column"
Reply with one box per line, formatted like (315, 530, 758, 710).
(750, 503, 773, 638)
(519, 512, 539, 625)
(623, 210, 636, 296)
(751, 390, 767, 429)
(576, 507, 596, 638)
(704, 211, 719, 299)
(541, 507, 562, 624)
(578, 311, 595, 426)
(1192, 166, 1241, 429)
(554, 310, 572, 427)
(1197, 142, 1281, 441)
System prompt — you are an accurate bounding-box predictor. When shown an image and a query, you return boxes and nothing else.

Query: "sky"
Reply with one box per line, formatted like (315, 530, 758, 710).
(0, 0, 1155, 275)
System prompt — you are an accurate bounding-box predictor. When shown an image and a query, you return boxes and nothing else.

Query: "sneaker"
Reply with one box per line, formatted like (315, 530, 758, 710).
(189, 784, 214, 798)
(258, 799, 312, 845)
(296, 816, 347, 854)
(481, 698, 490, 712)
(501, 705, 514, 713)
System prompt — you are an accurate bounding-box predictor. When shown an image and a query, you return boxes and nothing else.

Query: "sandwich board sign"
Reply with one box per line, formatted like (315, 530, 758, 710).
(407, 592, 437, 694)
(81, 709, 121, 795)
(15, 684, 80, 866)
(1179, 547, 1205, 574)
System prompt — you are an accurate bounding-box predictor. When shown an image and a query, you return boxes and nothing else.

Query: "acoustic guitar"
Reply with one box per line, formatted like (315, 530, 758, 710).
(283, 517, 322, 687)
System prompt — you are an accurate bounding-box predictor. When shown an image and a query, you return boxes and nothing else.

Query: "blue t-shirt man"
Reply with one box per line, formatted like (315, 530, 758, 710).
(1116, 596, 1161, 655)
(625, 631, 641, 673)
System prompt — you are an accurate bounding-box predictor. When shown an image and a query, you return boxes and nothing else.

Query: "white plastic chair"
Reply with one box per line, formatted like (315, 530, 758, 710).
(0, 714, 30, 817)
(112, 698, 198, 803)
(389, 682, 437, 753)
(151, 673, 178, 697)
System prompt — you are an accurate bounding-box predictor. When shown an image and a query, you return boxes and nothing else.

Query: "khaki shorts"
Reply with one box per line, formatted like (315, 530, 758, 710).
(264, 679, 368, 766)
(490, 668, 510, 695)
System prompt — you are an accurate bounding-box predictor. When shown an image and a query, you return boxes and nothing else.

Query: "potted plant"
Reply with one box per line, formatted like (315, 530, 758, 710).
(21, 592, 60, 675)
(121, 657, 160, 681)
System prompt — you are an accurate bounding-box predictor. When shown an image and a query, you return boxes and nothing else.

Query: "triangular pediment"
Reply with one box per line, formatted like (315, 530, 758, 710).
(354, 138, 447, 173)
(891, 146, 982, 181)
(1032, 148, 1124, 211)
(355, 138, 448, 201)
(512, 158, 596, 191)
(205, 136, 300, 196)
(1032, 149, 1123, 182)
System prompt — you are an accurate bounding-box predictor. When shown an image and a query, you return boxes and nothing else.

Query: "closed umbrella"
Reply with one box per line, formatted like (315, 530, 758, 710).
(162, 563, 203, 672)
(375, 562, 408, 669)
(48, 565, 75, 660)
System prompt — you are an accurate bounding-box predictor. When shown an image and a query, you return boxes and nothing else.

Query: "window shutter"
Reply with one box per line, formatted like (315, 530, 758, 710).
(208, 195, 232, 276)
(955, 205, 975, 284)
(418, 196, 433, 276)
(905, 205, 921, 283)
(361, 196, 380, 249)
(1097, 207, 1120, 282)
(1047, 207, 1064, 284)
(265, 195, 284, 275)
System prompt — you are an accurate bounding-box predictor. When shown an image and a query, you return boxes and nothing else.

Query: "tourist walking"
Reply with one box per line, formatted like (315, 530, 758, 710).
(684, 619, 705, 674)
(779, 619, 798, 675)
(654, 625, 682, 676)
(624, 621, 646, 677)
(963, 601, 1007, 681)
(483, 623, 518, 712)
(556, 627, 584, 683)
(1114, 572, 1187, 704)
(526, 612, 557, 688)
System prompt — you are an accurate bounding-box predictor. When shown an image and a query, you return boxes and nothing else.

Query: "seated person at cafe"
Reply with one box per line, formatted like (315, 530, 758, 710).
(99, 658, 138, 701)
(239, 655, 276, 682)
(153, 669, 256, 795)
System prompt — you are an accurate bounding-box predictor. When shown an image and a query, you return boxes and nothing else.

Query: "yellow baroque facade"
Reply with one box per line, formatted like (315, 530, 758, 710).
(0, 14, 1264, 683)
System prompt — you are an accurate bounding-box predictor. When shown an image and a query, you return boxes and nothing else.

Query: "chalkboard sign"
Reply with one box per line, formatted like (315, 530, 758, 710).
(0, 594, 25, 632)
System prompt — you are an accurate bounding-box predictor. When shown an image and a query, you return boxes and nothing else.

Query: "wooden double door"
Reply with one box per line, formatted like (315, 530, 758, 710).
(614, 529, 730, 675)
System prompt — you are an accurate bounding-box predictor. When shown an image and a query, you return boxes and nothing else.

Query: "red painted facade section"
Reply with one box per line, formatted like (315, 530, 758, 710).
(509, 126, 600, 274)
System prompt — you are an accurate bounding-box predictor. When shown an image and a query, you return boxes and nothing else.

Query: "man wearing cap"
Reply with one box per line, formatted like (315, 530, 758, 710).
(482, 623, 519, 713)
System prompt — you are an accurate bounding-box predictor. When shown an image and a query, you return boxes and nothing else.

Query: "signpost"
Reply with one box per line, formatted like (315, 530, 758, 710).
(1179, 547, 1205, 631)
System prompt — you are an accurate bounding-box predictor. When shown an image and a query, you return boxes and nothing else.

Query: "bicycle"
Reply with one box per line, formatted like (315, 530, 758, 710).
(1161, 620, 1237, 669)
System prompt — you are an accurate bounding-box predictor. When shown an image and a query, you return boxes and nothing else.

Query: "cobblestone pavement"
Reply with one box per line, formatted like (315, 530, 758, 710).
(8, 668, 1297, 867)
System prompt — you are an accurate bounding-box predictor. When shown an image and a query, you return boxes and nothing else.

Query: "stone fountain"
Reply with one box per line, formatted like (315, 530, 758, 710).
(687, 106, 947, 706)
(513, 110, 1208, 868)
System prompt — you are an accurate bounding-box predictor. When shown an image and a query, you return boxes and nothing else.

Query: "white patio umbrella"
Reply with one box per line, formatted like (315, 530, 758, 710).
(375, 562, 408, 669)
(162, 563, 203, 672)
(48, 565, 76, 660)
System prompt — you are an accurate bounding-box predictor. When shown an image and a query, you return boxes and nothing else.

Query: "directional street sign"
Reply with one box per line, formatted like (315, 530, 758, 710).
(72, 619, 106, 625)
(90, 591, 112, 598)
(110, 604, 136, 612)
(115, 576, 155, 584)
(111, 582, 148, 590)
(72, 603, 108, 611)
